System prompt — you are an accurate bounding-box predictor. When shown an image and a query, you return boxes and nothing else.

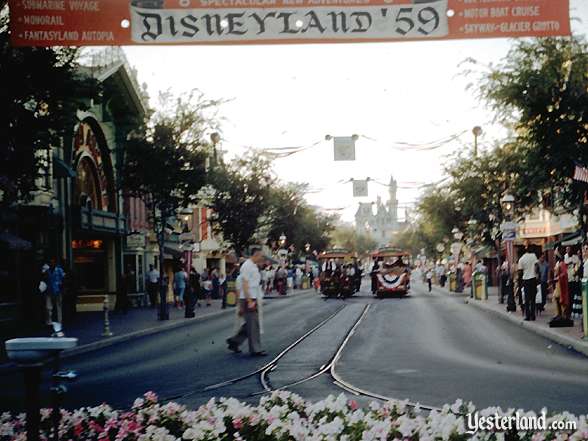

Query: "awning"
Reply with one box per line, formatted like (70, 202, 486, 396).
(543, 230, 584, 251)
(53, 157, 76, 178)
(163, 243, 183, 259)
(0, 232, 32, 251)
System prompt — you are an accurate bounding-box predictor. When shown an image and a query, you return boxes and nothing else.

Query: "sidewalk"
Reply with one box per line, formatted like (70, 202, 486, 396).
(0, 288, 314, 372)
(428, 281, 588, 357)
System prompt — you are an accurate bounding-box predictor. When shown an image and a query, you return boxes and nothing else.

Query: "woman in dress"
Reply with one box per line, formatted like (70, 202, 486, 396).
(570, 249, 583, 320)
(554, 254, 570, 319)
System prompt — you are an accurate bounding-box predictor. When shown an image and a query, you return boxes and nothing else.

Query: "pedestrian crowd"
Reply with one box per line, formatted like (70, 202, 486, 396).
(36, 250, 315, 357)
(500, 244, 586, 328)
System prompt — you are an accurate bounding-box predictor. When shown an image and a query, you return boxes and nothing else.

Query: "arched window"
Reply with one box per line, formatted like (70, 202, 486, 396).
(74, 157, 101, 210)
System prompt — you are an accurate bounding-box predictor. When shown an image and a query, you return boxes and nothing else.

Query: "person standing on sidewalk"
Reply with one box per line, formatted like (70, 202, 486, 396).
(146, 264, 160, 308)
(173, 267, 188, 308)
(537, 254, 549, 313)
(518, 246, 539, 321)
(46, 258, 65, 326)
(554, 253, 570, 319)
(226, 248, 266, 356)
(571, 248, 584, 321)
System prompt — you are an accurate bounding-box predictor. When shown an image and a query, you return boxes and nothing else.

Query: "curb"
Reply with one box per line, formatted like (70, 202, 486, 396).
(464, 297, 588, 357)
(0, 289, 315, 376)
(426, 282, 588, 357)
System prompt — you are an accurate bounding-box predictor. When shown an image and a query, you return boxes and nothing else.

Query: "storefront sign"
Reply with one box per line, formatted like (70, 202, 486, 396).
(500, 221, 517, 241)
(9, 0, 570, 46)
(126, 233, 146, 249)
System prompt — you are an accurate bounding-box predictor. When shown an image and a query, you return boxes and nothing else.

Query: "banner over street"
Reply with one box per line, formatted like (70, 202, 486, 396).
(9, 0, 571, 46)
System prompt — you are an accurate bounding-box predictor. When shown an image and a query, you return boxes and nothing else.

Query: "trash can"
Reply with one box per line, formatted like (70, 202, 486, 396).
(226, 280, 237, 307)
(302, 276, 310, 290)
(582, 278, 588, 340)
(474, 273, 488, 300)
(449, 272, 457, 292)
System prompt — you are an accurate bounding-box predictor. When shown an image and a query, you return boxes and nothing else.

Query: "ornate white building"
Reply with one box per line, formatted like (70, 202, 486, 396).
(355, 177, 400, 246)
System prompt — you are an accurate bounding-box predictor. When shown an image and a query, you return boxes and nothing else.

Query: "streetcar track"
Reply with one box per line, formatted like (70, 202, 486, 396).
(202, 289, 442, 413)
(255, 301, 441, 412)
(202, 304, 347, 391)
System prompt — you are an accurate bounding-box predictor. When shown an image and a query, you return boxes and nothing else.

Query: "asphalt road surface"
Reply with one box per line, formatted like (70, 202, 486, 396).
(2, 280, 588, 414)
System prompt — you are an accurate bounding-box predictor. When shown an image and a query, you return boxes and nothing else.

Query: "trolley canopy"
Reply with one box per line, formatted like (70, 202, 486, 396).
(371, 247, 410, 259)
(318, 248, 351, 260)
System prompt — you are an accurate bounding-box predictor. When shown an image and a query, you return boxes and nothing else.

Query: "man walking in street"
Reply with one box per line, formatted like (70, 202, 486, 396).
(226, 248, 266, 356)
(46, 258, 65, 326)
(518, 245, 539, 321)
(146, 264, 160, 308)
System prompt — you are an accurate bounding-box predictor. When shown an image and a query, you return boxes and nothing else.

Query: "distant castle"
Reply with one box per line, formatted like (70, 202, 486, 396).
(355, 176, 403, 246)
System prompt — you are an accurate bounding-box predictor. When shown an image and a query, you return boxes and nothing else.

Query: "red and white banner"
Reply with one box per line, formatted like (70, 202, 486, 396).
(573, 163, 588, 184)
(9, 0, 571, 46)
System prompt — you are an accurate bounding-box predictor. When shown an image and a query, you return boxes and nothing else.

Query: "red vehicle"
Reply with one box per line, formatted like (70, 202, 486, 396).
(371, 248, 411, 298)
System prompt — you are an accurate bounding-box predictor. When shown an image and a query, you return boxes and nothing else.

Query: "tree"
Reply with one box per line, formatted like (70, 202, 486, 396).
(207, 151, 274, 256)
(121, 91, 214, 319)
(445, 142, 523, 245)
(330, 225, 378, 257)
(266, 183, 336, 256)
(0, 12, 99, 212)
(473, 37, 588, 220)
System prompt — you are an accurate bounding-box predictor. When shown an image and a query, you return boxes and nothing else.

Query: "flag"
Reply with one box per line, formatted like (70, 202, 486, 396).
(573, 163, 588, 183)
(333, 137, 356, 161)
(352, 179, 368, 197)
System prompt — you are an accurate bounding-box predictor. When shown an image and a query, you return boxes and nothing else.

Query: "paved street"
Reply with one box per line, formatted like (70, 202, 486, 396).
(2, 279, 588, 415)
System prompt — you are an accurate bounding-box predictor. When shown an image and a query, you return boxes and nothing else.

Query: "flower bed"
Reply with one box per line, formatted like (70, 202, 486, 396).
(1, 391, 586, 441)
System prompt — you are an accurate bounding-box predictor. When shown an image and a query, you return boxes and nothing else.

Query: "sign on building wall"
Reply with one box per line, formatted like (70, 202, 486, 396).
(9, 0, 570, 46)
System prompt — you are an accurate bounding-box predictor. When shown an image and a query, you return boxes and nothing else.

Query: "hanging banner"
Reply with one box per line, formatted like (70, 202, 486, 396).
(333, 136, 356, 161)
(9, 0, 570, 46)
(352, 179, 368, 197)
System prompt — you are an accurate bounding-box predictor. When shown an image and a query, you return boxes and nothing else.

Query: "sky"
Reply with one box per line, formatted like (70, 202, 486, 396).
(123, 1, 588, 225)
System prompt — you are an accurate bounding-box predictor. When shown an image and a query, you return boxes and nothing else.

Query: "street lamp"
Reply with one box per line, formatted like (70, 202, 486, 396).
(452, 227, 464, 241)
(472, 126, 483, 157)
(500, 192, 517, 310)
(305, 242, 311, 252)
(500, 193, 515, 220)
(210, 132, 221, 165)
(279, 233, 287, 248)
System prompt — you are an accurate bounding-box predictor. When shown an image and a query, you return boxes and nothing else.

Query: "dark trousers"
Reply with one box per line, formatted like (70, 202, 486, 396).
(228, 300, 261, 354)
(539, 281, 548, 311)
(148, 282, 158, 307)
(523, 278, 537, 320)
(427, 279, 432, 292)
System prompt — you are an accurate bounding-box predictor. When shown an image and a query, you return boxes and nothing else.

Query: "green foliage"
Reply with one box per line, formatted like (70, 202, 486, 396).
(0, 13, 99, 209)
(266, 182, 336, 254)
(475, 36, 588, 212)
(330, 225, 378, 256)
(121, 90, 212, 221)
(207, 151, 274, 255)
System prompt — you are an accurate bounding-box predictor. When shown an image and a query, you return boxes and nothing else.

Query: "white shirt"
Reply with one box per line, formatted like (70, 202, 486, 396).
(518, 252, 538, 280)
(565, 253, 580, 281)
(239, 259, 262, 300)
(147, 269, 160, 283)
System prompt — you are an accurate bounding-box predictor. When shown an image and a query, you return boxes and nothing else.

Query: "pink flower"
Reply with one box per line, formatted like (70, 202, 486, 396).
(144, 391, 158, 403)
(233, 418, 243, 430)
(348, 400, 359, 411)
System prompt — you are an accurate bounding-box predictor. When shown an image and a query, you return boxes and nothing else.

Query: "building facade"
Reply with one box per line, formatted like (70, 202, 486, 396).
(0, 48, 147, 327)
